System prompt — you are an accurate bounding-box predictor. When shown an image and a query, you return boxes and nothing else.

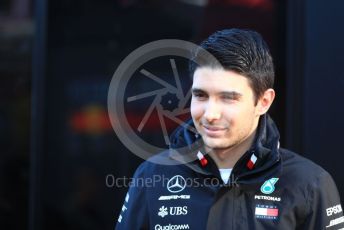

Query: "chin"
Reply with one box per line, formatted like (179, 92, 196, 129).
(202, 138, 231, 150)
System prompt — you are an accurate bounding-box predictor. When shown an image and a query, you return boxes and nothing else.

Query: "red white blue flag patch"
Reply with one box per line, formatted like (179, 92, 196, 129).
(247, 153, 257, 170)
(255, 205, 279, 220)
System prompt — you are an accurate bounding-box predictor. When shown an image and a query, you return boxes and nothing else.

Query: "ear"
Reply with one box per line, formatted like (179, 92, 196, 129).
(256, 88, 275, 115)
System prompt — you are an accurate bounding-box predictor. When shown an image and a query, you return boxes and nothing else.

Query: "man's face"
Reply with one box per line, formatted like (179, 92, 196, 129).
(191, 67, 261, 151)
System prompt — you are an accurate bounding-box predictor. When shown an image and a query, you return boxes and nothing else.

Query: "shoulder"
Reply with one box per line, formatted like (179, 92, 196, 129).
(132, 150, 192, 178)
(279, 148, 334, 186)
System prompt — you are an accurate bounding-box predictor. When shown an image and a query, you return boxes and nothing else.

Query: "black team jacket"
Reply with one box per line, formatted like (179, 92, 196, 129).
(115, 114, 344, 229)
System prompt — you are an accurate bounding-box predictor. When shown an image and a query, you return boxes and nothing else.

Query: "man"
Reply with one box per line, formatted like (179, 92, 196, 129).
(115, 29, 343, 229)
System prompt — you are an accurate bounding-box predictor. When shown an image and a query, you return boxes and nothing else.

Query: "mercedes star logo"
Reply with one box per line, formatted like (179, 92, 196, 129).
(167, 175, 186, 193)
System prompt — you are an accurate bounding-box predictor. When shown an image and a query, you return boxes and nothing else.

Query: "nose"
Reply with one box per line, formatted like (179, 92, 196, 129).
(203, 100, 221, 122)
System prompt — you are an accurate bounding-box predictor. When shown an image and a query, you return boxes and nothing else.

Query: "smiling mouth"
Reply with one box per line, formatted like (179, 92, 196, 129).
(202, 125, 227, 137)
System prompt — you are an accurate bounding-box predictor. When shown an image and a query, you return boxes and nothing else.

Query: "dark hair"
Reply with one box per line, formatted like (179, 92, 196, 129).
(190, 28, 275, 104)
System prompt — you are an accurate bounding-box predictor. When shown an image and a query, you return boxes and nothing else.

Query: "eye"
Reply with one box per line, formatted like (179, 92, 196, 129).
(221, 95, 234, 100)
(192, 91, 208, 100)
(220, 93, 241, 102)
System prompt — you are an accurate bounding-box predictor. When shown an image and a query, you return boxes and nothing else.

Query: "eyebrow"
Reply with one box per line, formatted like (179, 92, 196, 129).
(191, 88, 206, 94)
(192, 88, 243, 98)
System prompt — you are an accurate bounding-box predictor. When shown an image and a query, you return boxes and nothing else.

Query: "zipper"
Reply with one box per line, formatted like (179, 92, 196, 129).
(231, 185, 235, 230)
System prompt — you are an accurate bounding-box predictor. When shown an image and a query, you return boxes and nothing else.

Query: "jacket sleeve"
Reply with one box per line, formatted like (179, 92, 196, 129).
(301, 171, 344, 229)
(115, 163, 149, 230)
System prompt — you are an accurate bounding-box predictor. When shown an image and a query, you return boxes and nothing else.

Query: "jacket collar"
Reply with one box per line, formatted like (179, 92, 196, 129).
(169, 114, 281, 181)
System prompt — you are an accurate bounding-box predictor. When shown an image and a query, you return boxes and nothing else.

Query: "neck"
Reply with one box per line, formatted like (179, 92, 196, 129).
(207, 129, 257, 169)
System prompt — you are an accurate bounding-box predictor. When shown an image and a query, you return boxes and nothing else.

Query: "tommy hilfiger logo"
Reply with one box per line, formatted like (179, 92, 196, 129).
(255, 204, 279, 220)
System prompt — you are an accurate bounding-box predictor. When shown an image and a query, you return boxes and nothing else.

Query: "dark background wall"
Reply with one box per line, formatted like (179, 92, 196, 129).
(302, 0, 344, 195)
(286, 0, 344, 197)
